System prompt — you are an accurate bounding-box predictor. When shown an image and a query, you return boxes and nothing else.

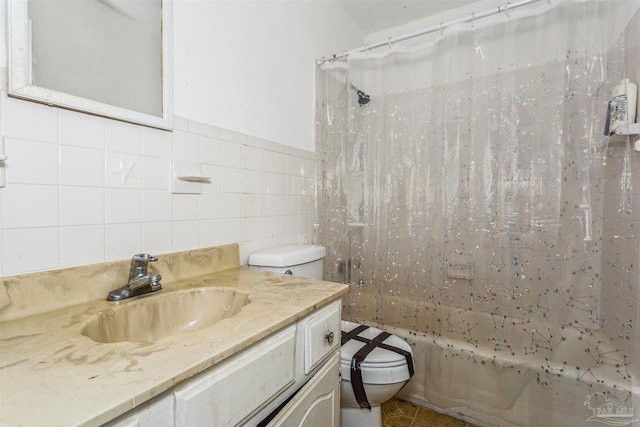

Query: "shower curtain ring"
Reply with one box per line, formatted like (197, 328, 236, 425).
(505, 2, 511, 17)
(440, 22, 444, 36)
(471, 13, 475, 28)
(388, 37, 393, 49)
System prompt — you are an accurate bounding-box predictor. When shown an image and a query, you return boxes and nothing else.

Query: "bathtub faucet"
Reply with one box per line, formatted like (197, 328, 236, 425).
(106, 254, 162, 301)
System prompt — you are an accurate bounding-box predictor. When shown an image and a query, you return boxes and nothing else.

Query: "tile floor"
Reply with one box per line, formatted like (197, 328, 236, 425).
(381, 398, 479, 427)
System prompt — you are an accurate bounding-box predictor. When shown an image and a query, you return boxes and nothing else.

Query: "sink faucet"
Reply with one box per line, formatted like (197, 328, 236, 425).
(107, 254, 162, 301)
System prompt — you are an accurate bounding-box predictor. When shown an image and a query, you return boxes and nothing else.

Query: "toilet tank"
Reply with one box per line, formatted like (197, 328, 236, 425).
(248, 245, 326, 280)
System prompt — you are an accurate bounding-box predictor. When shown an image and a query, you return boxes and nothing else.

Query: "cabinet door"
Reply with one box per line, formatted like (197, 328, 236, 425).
(174, 326, 295, 427)
(267, 352, 340, 427)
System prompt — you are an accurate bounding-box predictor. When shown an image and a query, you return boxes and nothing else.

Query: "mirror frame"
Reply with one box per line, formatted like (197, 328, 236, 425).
(6, 0, 173, 130)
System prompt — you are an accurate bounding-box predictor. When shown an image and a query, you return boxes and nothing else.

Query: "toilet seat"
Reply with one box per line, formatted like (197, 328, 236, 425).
(340, 359, 412, 384)
(340, 321, 414, 384)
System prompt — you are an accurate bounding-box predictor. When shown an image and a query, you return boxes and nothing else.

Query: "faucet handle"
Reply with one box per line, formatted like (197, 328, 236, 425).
(149, 274, 162, 292)
(132, 253, 158, 264)
(128, 253, 158, 282)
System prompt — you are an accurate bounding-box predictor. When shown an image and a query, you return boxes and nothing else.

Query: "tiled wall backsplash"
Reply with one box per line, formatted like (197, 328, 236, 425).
(0, 92, 314, 276)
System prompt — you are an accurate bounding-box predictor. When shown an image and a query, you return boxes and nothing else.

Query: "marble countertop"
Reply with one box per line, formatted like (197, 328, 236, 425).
(0, 266, 349, 427)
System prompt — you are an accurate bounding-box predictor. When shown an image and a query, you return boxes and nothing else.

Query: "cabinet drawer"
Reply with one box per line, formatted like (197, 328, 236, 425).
(103, 392, 173, 427)
(174, 325, 295, 426)
(302, 300, 340, 375)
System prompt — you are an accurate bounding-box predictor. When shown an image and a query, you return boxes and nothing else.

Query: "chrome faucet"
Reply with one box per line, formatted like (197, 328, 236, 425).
(107, 254, 162, 301)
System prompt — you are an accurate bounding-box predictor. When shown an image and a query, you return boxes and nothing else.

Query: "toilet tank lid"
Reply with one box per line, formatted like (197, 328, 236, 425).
(248, 245, 327, 268)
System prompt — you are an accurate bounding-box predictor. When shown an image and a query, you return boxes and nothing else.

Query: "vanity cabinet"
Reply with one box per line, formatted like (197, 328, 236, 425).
(103, 299, 341, 427)
(252, 299, 341, 426)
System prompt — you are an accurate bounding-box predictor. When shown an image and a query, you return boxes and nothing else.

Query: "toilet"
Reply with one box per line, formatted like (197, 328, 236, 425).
(248, 245, 414, 427)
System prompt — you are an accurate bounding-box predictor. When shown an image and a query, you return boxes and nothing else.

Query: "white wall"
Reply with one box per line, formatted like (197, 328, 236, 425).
(365, 0, 512, 44)
(0, 0, 364, 277)
(365, 0, 640, 48)
(174, 0, 363, 151)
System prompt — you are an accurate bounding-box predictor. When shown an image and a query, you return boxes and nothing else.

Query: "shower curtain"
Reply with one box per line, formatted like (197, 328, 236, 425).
(315, 0, 639, 425)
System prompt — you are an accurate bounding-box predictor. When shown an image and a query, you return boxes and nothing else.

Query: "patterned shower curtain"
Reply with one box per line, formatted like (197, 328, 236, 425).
(315, 0, 637, 423)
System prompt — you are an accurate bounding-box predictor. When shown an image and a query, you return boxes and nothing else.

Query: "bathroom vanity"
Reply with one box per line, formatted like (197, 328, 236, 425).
(107, 300, 342, 426)
(0, 244, 348, 426)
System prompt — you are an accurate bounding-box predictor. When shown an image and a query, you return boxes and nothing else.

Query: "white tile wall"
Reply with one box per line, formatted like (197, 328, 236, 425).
(60, 146, 105, 187)
(2, 228, 60, 273)
(0, 92, 314, 276)
(60, 225, 105, 267)
(5, 137, 58, 184)
(106, 120, 143, 154)
(60, 187, 105, 226)
(3, 184, 59, 229)
(59, 109, 105, 149)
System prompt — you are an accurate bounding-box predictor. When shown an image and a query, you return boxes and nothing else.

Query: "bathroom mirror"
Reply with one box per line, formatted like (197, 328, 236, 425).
(7, 0, 173, 130)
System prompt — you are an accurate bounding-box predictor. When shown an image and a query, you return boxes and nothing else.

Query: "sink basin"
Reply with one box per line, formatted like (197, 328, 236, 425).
(82, 287, 251, 343)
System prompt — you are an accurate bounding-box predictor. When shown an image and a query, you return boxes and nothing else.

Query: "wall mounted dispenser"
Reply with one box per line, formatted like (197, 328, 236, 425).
(608, 78, 640, 151)
(610, 78, 637, 134)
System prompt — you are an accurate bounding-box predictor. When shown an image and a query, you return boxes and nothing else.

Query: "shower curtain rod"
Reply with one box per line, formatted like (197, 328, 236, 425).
(317, 0, 543, 64)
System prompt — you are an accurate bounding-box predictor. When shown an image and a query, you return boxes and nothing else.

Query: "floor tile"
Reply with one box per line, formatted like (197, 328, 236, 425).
(381, 398, 477, 427)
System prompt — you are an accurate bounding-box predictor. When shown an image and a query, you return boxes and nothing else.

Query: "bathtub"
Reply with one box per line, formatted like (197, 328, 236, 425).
(352, 302, 639, 427)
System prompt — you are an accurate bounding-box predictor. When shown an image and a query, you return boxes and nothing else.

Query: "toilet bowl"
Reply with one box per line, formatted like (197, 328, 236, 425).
(248, 245, 414, 427)
(339, 320, 414, 427)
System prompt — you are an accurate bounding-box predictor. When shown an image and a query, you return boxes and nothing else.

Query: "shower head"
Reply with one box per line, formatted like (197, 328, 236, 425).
(350, 83, 371, 106)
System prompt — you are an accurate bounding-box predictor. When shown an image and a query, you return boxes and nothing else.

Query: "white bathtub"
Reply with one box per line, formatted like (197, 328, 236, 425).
(353, 303, 639, 427)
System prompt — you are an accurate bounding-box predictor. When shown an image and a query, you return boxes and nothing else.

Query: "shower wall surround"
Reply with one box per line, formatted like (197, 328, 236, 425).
(316, 1, 639, 425)
(0, 91, 314, 277)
